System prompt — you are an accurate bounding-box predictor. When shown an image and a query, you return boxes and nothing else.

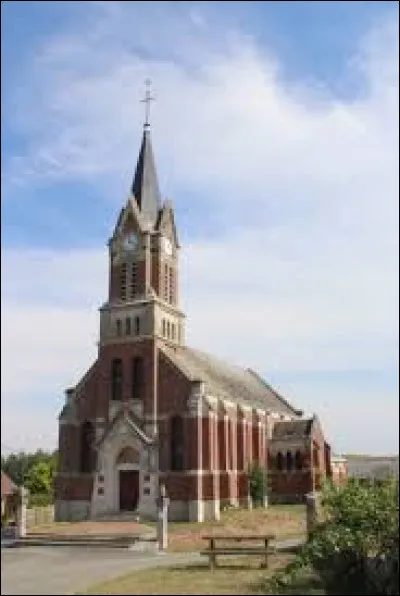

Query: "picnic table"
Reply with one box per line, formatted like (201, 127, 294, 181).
(200, 533, 276, 569)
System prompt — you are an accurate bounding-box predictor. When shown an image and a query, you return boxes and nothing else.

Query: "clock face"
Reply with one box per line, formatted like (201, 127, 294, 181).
(162, 237, 173, 256)
(123, 232, 139, 252)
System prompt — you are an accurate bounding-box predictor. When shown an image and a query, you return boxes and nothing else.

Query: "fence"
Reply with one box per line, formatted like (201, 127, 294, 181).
(26, 505, 54, 528)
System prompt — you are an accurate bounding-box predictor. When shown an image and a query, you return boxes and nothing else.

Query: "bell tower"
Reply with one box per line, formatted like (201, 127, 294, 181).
(99, 85, 185, 349)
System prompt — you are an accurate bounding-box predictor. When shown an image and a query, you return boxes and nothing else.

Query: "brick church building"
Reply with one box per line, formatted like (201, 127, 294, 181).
(55, 117, 332, 523)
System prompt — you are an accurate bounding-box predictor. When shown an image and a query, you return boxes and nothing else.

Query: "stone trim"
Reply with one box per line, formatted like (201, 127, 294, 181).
(55, 500, 91, 522)
(96, 411, 153, 449)
(187, 381, 205, 417)
(59, 419, 79, 426)
(220, 398, 236, 412)
(237, 403, 252, 416)
(204, 395, 219, 412)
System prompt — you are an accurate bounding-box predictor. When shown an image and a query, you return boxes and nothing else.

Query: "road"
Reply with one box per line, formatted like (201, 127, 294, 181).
(1, 547, 201, 595)
(1, 536, 303, 595)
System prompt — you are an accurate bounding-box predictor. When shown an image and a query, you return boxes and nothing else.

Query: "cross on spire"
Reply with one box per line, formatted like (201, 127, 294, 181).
(140, 79, 155, 130)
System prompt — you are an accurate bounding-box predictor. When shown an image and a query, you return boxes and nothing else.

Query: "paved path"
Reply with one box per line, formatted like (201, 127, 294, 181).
(1, 547, 201, 595)
(1, 537, 304, 595)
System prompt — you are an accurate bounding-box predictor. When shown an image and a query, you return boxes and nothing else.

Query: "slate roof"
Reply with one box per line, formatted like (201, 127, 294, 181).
(131, 129, 162, 225)
(271, 418, 314, 439)
(161, 345, 302, 416)
(1, 471, 17, 498)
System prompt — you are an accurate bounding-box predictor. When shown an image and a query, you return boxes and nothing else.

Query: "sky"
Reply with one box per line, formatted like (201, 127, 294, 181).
(1, 1, 399, 455)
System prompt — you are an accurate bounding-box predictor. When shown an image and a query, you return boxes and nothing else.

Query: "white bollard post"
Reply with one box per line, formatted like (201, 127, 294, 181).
(156, 484, 169, 552)
(246, 476, 253, 510)
(16, 487, 29, 539)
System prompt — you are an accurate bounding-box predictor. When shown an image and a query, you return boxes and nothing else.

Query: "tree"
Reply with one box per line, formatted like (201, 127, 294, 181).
(2, 449, 58, 491)
(1, 452, 30, 485)
(25, 461, 53, 495)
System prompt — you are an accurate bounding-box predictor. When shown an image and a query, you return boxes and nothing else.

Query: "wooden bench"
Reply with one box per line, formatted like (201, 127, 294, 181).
(200, 534, 276, 569)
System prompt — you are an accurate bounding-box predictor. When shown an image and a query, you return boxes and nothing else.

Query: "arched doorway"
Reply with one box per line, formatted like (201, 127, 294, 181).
(116, 447, 140, 511)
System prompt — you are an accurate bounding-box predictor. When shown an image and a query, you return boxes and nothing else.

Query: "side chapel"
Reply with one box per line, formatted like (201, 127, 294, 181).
(55, 103, 332, 522)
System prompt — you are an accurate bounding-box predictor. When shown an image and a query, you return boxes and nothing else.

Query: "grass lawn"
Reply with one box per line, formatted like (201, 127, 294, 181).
(78, 554, 325, 595)
(28, 504, 306, 553)
(165, 504, 306, 552)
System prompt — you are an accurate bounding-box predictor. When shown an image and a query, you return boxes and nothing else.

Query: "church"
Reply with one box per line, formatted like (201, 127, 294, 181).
(55, 107, 332, 523)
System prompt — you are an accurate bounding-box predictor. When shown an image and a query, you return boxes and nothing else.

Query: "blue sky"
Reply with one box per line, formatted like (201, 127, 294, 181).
(1, 1, 399, 454)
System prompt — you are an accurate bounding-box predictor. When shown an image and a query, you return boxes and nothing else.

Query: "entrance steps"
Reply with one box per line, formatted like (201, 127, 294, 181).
(93, 511, 145, 522)
(17, 516, 157, 550)
(17, 532, 158, 550)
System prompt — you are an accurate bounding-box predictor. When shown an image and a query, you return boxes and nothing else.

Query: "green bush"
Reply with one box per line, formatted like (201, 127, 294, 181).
(28, 492, 53, 508)
(266, 478, 399, 595)
(248, 462, 266, 507)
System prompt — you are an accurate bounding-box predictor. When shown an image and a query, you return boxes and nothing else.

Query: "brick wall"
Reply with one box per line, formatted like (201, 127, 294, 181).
(158, 351, 192, 413)
(269, 470, 313, 498)
(58, 424, 80, 473)
(97, 340, 155, 418)
(54, 474, 93, 501)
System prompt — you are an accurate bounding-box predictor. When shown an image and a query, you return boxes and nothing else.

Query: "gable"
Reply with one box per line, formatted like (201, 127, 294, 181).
(96, 409, 153, 450)
(110, 196, 147, 242)
(271, 418, 314, 440)
(1, 471, 17, 497)
(156, 202, 179, 247)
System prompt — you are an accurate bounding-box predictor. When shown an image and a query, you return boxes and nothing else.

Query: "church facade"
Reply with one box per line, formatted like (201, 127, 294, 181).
(55, 122, 332, 523)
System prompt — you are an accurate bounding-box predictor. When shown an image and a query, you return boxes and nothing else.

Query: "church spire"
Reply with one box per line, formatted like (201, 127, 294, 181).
(131, 80, 161, 225)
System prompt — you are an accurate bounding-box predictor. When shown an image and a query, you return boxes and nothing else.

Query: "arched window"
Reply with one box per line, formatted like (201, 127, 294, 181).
(167, 321, 170, 338)
(164, 263, 168, 301)
(286, 451, 293, 471)
(120, 263, 127, 301)
(125, 317, 131, 335)
(116, 446, 140, 465)
(171, 324, 175, 340)
(295, 450, 302, 470)
(80, 421, 95, 473)
(131, 357, 144, 400)
(116, 319, 122, 336)
(169, 267, 174, 304)
(135, 316, 140, 335)
(276, 451, 284, 471)
(130, 262, 138, 298)
(171, 415, 184, 471)
(111, 358, 123, 401)
(162, 319, 166, 337)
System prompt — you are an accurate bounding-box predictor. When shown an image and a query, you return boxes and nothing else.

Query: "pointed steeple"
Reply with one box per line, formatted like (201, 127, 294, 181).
(131, 128, 161, 225)
(131, 79, 161, 225)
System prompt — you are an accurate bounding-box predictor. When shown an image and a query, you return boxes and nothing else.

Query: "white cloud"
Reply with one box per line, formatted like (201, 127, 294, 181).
(1, 3, 398, 453)
(1, 236, 398, 453)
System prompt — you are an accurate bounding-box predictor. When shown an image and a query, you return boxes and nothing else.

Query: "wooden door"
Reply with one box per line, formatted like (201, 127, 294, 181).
(119, 470, 139, 511)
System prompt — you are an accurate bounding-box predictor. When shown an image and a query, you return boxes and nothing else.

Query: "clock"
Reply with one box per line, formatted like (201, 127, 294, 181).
(123, 232, 139, 252)
(162, 237, 173, 256)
